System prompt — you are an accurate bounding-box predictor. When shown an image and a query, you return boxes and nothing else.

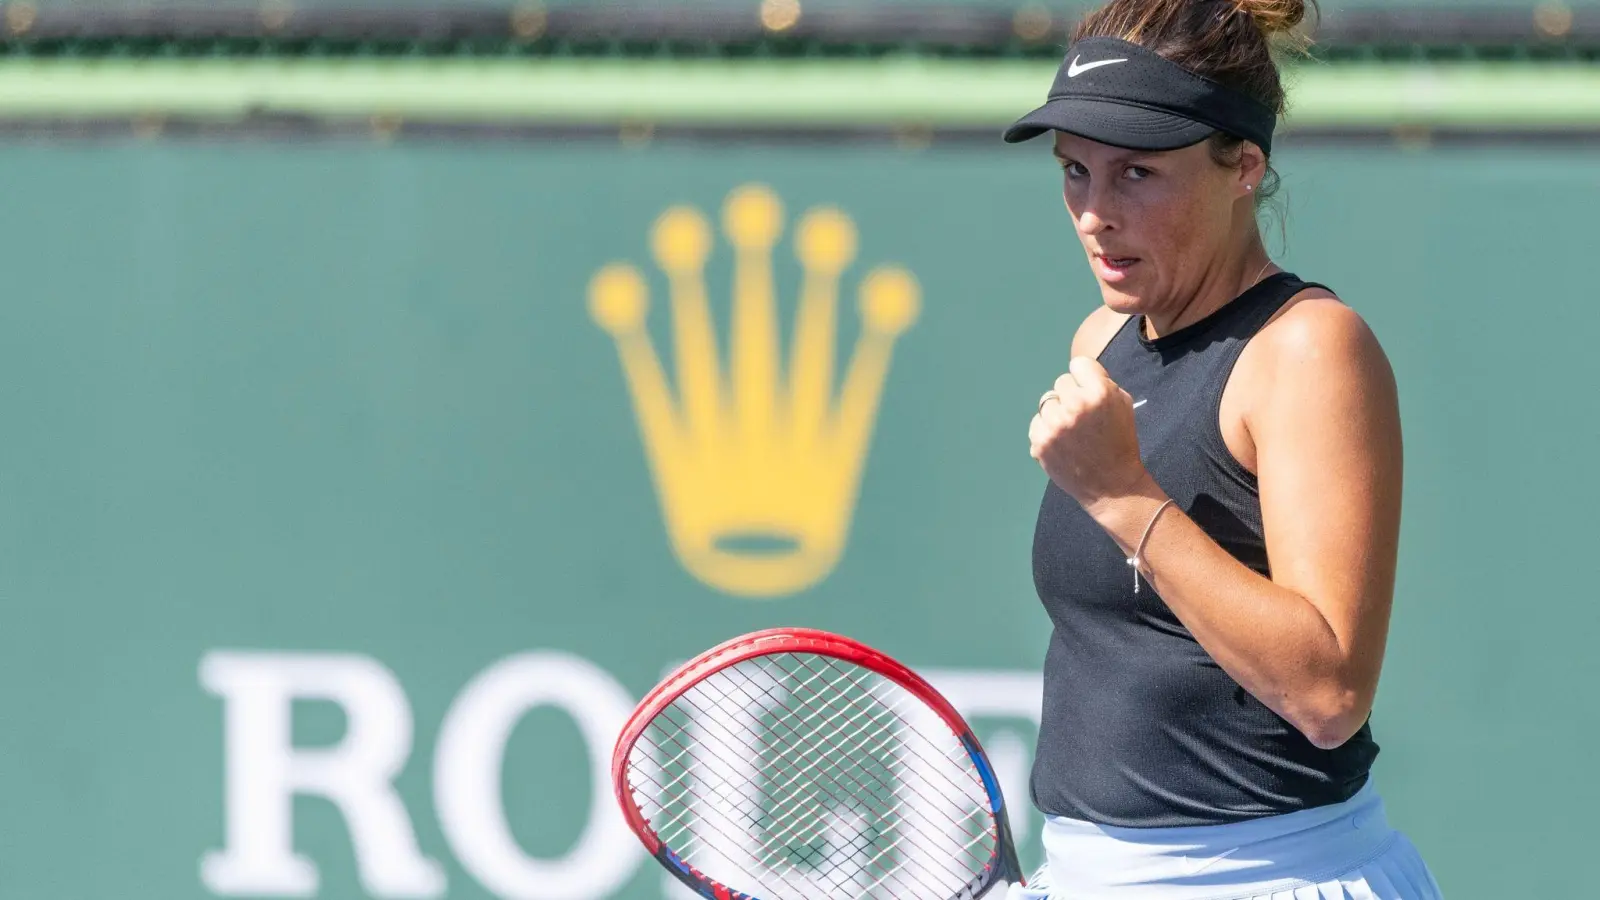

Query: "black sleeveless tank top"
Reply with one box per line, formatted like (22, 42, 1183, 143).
(1029, 272, 1380, 828)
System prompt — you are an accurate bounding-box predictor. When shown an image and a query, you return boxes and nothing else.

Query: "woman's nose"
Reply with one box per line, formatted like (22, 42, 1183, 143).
(1071, 183, 1113, 235)
(1077, 207, 1109, 235)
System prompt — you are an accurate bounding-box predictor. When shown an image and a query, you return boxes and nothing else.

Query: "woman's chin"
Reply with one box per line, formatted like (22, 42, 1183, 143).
(1098, 285, 1145, 314)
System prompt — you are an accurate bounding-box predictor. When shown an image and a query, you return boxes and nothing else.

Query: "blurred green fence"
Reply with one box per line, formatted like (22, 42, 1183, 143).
(0, 57, 1593, 136)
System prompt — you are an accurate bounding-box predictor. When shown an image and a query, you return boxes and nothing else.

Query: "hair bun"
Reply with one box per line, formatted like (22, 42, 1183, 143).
(1232, 0, 1312, 38)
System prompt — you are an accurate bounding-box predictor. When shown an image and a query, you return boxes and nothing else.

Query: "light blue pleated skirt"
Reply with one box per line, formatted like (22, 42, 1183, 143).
(1004, 781, 1443, 900)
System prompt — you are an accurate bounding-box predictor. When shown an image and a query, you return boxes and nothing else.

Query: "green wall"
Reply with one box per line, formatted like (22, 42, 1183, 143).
(0, 139, 1593, 899)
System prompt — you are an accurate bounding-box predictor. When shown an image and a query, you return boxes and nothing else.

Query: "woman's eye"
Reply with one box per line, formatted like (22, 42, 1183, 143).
(1059, 161, 1088, 178)
(1125, 166, 1152, 181)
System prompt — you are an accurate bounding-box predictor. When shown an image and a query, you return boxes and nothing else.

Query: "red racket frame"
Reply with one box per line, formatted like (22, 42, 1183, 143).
(611, 627, 1026, 900)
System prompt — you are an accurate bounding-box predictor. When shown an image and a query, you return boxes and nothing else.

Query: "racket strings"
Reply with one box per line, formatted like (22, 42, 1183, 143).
(646, 657, 957, 835)
(640, 672, 966, 897)
(642, 662, 870, 823)
(698, 658, 980, 859)
(778, 654, 999, 815)
(770, 655, 978, 797)
(625, 652, 1000, 899)
(636, 707, 909, 896)
(687, 661, 983, 898)
(704, 662, 988, 890)
(691, 679, 985, 896)
(754, 657, 997, 874)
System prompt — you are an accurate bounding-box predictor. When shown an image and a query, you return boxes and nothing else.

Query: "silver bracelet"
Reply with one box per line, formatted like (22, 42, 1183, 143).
(1127, 499, 1177, 595)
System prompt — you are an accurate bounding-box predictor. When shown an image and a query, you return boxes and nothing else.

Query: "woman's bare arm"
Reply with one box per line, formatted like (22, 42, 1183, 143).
(1071, 298, 1403, 749)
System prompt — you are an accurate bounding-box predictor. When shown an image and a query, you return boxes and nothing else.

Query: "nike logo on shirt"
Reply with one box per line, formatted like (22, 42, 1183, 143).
(1067, 56, 1128, 77)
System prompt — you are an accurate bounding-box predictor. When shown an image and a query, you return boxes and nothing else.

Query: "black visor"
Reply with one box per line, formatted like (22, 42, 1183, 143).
(1003, 37, 1277, 154)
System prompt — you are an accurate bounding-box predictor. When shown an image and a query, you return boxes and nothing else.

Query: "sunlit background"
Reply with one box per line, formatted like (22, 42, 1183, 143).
(0, 1, 1594, 898)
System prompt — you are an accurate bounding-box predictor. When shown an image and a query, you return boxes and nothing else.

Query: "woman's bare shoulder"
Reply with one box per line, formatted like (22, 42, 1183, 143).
(1225, 286, 1397, 474)
(1255, 287, 1389, 375)
(1071, 304, 1133, 360)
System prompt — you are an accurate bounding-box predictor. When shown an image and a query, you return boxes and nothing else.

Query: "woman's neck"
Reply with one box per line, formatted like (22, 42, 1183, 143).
(1142, 239, 1274, 340)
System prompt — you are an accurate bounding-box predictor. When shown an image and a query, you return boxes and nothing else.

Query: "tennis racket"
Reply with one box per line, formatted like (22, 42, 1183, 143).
(611, 627, 1026, 900)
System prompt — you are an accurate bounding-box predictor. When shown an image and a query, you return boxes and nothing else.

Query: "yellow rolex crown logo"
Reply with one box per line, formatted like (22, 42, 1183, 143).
(589, 184, 920, 598)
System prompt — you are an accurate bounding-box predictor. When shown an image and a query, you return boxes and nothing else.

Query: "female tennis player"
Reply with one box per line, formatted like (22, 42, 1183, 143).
(1003, 1, 1443, 898)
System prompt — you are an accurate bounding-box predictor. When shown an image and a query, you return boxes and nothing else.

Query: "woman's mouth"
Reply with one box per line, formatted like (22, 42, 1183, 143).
(1094, 254, 1140, 282)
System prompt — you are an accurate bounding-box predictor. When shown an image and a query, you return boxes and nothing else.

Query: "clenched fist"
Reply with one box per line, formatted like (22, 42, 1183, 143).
(1030, 357, 1150, 508)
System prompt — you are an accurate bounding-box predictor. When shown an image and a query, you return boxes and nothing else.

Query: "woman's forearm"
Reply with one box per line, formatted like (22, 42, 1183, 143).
(1084, 476, 1373, 749)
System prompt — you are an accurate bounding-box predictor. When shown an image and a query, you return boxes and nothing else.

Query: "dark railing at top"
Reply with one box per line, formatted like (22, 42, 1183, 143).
(0, 3, 1597, 57)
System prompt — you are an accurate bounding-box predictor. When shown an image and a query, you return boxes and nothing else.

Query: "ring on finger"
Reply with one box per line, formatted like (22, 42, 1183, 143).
(1038, 390, 1061, 414)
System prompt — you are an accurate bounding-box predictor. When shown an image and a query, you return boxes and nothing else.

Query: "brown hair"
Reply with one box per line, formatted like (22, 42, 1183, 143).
(1073, 0, 1318, 204)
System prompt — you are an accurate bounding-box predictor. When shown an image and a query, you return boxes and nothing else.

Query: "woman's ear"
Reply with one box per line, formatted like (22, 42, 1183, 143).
(1240, 142, 1269, 196)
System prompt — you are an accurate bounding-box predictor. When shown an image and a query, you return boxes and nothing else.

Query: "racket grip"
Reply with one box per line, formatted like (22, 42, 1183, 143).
(995, 809, 1027, 886)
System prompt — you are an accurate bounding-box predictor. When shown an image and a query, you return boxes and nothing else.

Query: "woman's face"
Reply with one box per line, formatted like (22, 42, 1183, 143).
(1053, 130, 1255, 315)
